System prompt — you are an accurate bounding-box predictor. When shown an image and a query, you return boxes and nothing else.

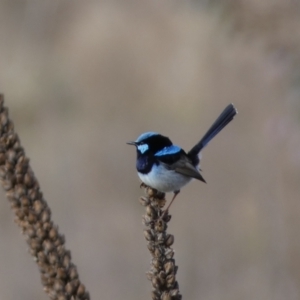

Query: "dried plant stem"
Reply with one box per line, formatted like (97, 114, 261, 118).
(0, 95, 89, 300)
(140, 186, 182, 300)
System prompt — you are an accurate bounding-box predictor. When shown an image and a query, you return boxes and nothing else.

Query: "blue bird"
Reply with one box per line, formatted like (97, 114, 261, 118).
(127, 104, 237, 215)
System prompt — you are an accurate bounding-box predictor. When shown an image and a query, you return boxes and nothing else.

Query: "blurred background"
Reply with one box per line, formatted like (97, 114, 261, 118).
(0, 0, 300, 299)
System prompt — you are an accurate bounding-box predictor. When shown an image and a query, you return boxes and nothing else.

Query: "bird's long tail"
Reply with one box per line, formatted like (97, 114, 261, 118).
(188, 103, 237, 157)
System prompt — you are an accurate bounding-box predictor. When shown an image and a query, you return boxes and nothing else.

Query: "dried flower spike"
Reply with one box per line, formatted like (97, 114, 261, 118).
(140, 186, 182, 300)
(0, 95, 89, 300)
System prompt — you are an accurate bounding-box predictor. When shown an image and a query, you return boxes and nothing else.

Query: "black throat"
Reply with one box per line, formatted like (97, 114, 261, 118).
(136, 134, 173, 174)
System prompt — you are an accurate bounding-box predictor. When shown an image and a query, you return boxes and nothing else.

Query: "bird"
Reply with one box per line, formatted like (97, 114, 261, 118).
(127, 103, 237, 216)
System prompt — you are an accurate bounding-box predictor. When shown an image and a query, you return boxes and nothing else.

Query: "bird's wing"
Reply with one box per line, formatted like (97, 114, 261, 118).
(174, 161, 206, 183)
(155, 146, 206, 183)
(160, 153, 206, 183)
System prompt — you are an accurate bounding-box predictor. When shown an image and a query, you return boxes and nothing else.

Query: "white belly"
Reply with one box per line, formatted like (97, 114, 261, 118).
(138, 163, 192, 193)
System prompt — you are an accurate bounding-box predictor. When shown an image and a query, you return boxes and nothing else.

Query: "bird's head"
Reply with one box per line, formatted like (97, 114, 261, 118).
(127, 132, 173, 155)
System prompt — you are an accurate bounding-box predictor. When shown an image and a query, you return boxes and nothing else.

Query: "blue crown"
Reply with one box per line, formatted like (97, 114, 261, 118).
(135, 132, 159, 143)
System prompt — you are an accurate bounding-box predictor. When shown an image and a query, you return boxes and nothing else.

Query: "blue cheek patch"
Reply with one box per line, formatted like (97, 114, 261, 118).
(155, 145, 182, 157)
(137, 144, 149, 154)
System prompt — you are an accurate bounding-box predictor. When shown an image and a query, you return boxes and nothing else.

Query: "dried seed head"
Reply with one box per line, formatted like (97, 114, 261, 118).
(162, 213, 171, 223)
(14, 184, 27, 198)
(4, 162, 14, 173)
(53, 280, 64, 292)
(156, 198, 167, 208)
(152, 276, 161, 289)
(144, 229, 154, 241)
(41, 210, 51, 223)
(28, 211, 37, 223)
(49, 227, 58, 240)
(0, 166, 6, 178)
(158, 271, 166, 285)
(155, 191, 165, 200)
(43, 239, 54, 253)
(48, 252, 58, 264)
(36, 227, 46, 239)
(7, 149, 17, 163)
(166, 274, 175, 287)
(56, 234, 65, 245)
(33, 200, 43, 214)
(154, 247, 163, 258)
(165, 234, 174, 247)
(24, 172, 34, 188)
(146, 188, 155, 197)
(142, 214, 153, 226)
(146, 205, 156, 218)
(147, 243, 155, 254)
(16, 173, 24, 184)
(2, 178, 13, 190)
(0, 111, 8, 126)
(37, 251, 47, 262)
(77, 283, 86, 296)
(139, 196, 150, 206)
(26, 226, 36, 238)
(154, 219, 166, 232)
(43, 221, 52, 231)
(0, 153, 5, 165)
(57, 267, 67, 279)
(20, 196, 30, 207)
(28, 187, 40, 201)
(140, 182, 182, 298)
(10, 199, 20, 209)
(69, 266, 79, 280)
(152, 258, 161, 269)
(30, 238, 41, 251)
(169, 289, 180, 297)
(65, 281, 76, 295)
(162, 292, 172, 300)
(29, 248, 38, 257)
(146, 271, 154, 281)
(165, 248, 174, 259)
(151, 290, 161, 300)
(157, 233, 166, 244)
(6, 172, 16, 185)
(63, 252, 71, 268)
(6, 188, 15, 201)
(164, 261, 175, 275)
(16, 154, 29, 173)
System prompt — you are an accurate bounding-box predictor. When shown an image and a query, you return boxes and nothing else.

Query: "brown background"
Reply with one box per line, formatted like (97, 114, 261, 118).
(1, 1, 300, 299)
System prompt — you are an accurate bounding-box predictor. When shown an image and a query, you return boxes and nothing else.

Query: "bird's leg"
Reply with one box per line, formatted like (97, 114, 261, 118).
(160, 190, 180, 220)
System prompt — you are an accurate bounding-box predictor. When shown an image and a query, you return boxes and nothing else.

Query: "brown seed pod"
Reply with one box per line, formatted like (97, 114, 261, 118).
(165, 234, 174, 247)
(76, 283, 86, 296)
(164, 261, 175, 275)
(154, 219, 166, 232)
(161, 292, 172, 300)
(144, 229, 154, 241)
(139, 196, 150, 206)
(151, 290, 161, 300)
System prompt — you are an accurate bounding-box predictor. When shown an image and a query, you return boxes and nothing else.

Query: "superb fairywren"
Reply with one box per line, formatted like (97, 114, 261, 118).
(127, 104, 237, 215)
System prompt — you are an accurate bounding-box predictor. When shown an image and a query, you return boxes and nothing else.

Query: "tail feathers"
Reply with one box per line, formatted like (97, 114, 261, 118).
(188, 104, 237, 157)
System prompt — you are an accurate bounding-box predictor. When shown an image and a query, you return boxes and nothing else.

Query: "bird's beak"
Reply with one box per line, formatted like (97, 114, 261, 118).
(126, 141, 137, 146)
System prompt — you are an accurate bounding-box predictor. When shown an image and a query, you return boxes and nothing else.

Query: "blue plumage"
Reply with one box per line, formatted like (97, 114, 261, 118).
(135, 132, 159, 143)
(127, 104, 237, 215)
(155, 145, 182, 157)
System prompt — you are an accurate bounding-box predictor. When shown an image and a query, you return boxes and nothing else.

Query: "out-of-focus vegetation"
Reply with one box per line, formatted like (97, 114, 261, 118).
(0, 1, 300, 299)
